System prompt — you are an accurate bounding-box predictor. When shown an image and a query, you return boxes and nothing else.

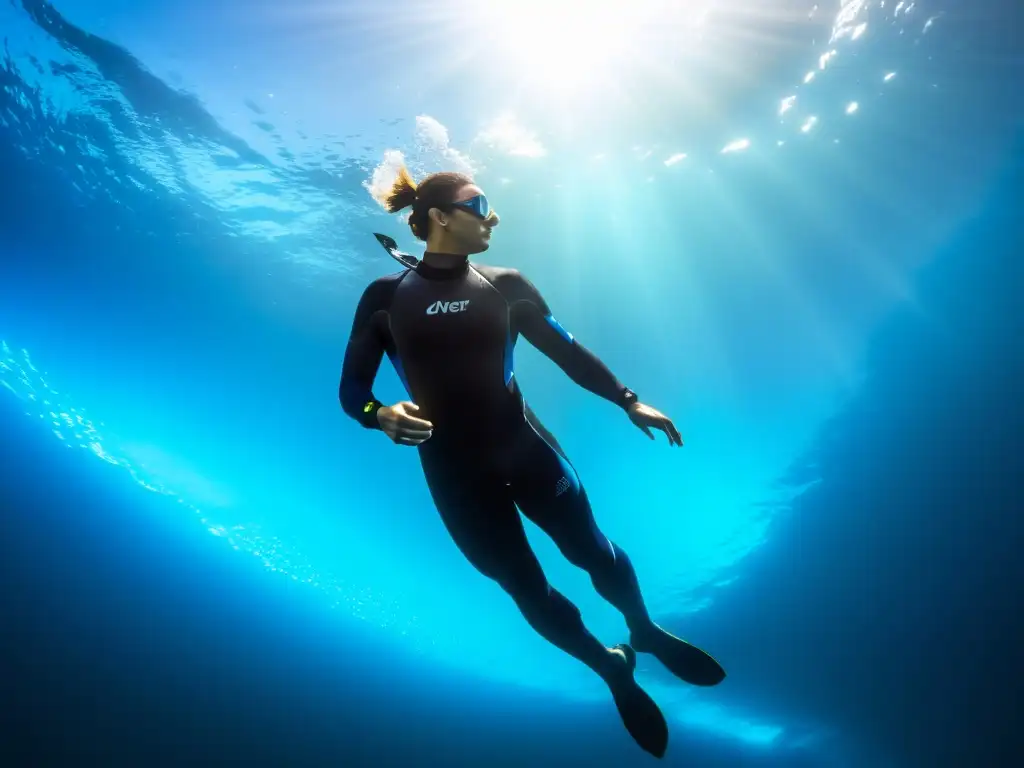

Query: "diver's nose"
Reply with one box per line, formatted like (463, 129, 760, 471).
(485, 211, 500, 228)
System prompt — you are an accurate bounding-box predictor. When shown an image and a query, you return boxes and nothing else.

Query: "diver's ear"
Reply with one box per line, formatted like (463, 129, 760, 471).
(428, 207, 448, 228)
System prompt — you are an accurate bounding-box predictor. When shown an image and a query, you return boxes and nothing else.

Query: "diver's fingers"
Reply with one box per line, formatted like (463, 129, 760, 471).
(396, 434, 429, 446)
(397, 427, 433, 443)
(399, 415, 434, 431)
(395, 428, 431, 445)
(655, 420, 678, 446)
(664, 420, 684, 447)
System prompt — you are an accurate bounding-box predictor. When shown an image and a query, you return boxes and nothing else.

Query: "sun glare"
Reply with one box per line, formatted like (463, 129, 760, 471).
(469, 0, 709, 91)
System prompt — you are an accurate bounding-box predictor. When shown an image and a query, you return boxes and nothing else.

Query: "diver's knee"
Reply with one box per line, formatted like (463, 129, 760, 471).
(563, 538, 616, 574)
(499, 573, 551, 607)
(515, 585, 583, 629)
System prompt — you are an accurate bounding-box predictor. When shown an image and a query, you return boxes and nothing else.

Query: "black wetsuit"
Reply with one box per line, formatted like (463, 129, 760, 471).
(339, 254, 652, 673)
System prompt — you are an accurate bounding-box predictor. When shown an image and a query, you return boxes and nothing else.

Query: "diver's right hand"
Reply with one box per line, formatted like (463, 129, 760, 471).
(377, 401, 433, 446)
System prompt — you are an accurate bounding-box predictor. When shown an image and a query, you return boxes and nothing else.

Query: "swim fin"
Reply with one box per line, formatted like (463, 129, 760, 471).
(606, 643, 669, 759)
(630, 625, 726, 687)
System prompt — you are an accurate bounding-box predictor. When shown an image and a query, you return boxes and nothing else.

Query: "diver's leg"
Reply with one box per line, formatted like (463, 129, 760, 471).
(510, 417, 655, 636)
(419, 446, 669, 756)
(512, 417, 726, 688)
(418, 447, 618, 680)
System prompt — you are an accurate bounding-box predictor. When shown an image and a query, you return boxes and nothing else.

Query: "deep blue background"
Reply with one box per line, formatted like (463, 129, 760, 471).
(2, 0, 1023, 765)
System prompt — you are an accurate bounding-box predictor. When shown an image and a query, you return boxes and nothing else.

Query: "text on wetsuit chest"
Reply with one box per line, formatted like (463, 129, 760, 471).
(425, 300, 471, 315)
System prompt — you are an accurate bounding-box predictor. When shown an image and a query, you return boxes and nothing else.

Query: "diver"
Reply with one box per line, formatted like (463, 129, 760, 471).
(339, 165, 725, 758)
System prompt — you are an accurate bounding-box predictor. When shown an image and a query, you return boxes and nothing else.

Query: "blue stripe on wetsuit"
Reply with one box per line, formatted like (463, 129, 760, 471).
(504, 331, 515, 385)
(545, 314, 575, 344)
(505, 315, 573, 386)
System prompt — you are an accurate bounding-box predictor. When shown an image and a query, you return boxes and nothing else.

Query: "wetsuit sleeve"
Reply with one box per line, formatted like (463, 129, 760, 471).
(339, 277, 394, 429)
(500, 270, 634, 410)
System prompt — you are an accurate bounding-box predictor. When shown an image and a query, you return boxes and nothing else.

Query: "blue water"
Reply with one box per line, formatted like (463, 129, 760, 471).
(1, 1, 1022, 765)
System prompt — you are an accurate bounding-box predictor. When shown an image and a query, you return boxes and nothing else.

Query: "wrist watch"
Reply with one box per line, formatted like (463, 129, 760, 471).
(622, 388, 638, 409)
(362, 399, 384, 428)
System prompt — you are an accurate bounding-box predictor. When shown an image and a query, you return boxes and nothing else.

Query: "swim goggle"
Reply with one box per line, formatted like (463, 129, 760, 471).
(448, 194, 492, 220)
(371, 194, 496, 269)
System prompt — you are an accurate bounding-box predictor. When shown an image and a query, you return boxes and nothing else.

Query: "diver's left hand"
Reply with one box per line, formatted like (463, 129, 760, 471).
(628, 402, 684, 446)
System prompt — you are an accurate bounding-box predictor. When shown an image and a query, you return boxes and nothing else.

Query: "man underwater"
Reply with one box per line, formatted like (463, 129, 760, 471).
(339, 166, 725, 758)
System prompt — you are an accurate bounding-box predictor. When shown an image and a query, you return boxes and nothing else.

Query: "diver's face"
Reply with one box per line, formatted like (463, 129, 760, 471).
(445, 183, 499, 255)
